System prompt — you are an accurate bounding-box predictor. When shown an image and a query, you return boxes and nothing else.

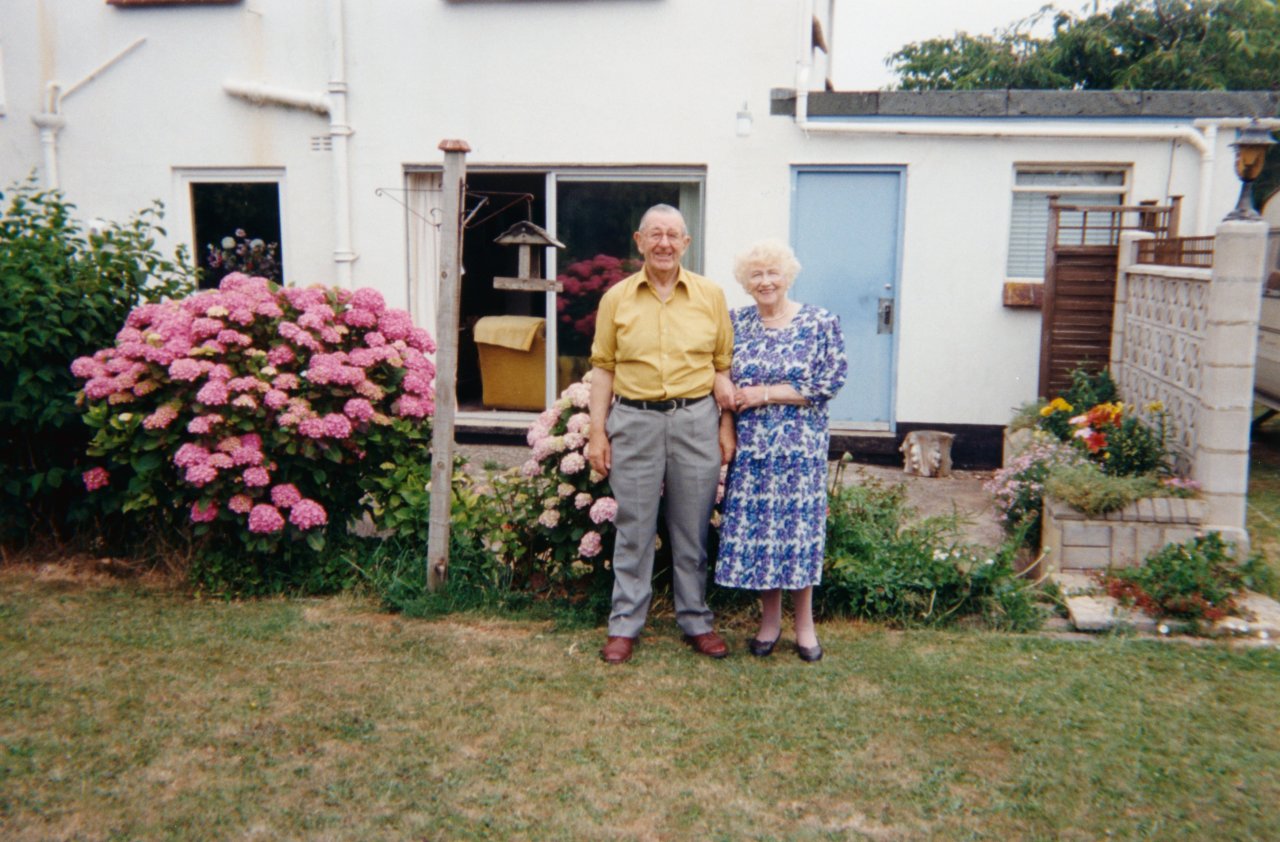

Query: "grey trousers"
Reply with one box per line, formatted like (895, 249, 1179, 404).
(605, 396, 721, 638)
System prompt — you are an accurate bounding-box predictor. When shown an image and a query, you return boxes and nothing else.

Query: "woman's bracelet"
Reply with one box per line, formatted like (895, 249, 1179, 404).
(763, 385, 770, 405)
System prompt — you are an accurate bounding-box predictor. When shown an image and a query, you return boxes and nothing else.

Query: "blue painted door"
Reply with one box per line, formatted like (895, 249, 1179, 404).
(791, 168, 902, 429)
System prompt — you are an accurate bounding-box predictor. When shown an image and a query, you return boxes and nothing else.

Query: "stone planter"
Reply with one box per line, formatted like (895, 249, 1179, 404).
(1041, 496, 1207, 572)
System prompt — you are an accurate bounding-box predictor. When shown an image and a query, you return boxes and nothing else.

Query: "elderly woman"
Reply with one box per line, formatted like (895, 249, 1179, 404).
(716, 239, 848, 662)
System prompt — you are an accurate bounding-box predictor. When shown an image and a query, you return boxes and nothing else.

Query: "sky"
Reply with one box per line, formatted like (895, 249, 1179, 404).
(830, 0, 1114, 90)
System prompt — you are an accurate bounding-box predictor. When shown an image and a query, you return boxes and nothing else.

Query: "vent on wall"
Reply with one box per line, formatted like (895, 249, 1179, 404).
(310, 135, 332, 152)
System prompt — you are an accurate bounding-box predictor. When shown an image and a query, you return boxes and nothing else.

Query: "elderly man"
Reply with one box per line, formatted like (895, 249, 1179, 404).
(587, 203, 736, 665)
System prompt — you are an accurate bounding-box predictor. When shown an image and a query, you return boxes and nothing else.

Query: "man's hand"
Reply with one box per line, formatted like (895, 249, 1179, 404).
(713, 371, 736, 412)
(587, 429, 612, 478)
(587, 367, 616, 478)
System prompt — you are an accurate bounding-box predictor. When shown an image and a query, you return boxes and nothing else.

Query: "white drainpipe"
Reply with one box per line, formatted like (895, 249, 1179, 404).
(327, 0, 356, 287)
(222, 0, 356, 287)
(792, 1, 1280, 235)
(30, 37, 147, 191)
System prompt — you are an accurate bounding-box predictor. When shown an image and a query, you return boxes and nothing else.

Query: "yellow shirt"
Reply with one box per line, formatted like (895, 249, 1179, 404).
(589, 267, 733, 400)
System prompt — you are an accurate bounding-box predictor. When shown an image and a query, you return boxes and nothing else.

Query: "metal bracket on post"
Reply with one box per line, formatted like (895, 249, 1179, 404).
(426, 139, 470, 591)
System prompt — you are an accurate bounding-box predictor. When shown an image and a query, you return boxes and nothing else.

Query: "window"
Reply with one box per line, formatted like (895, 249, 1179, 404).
(1007, 167, 1128, 278)
(174, 171, 285, 289)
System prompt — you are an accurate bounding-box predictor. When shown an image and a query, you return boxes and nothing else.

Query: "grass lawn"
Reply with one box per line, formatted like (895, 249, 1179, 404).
(2, 568, 1279, 841)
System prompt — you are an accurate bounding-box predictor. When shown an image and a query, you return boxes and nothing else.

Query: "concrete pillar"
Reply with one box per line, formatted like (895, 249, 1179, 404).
(1195, 219, 1269, 541)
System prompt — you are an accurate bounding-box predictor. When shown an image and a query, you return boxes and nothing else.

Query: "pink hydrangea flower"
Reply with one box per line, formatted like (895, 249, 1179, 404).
(343, 398, 375, 423)
(184, 463, 217, 487)
(187, 414, 222, 435)
(407, 328, 436, 353)
(264, 389, 290, 409)
(266, 345, 295, 366)
(143, 404, 179, 430)
(343, 308, 378, 328)
(289, 498, 328, 530)
(298, 418, 327, 438)
(228, 494, 254, 514)
(395, 395, 432, 418)
(520, 459, 541, 478)
(173, 443, 209, 468)
(559, 453, 586, 475)
(216, 329, 252, 347)
(351, 288, 386, 313)
(578, 531, 603, 558)
(190, 500, 219, 523)
(82, 466, 110, 491)
(270, 484, 303, 508)
(589, 497, 618, 524)
(403, 372, 433, 396)
(232, 446, 262, 467)
(247, 504, 285, 533)
(322, 413, 353, 439)
(364, 331, 386, 347)
(538, 509, 560, 529)
(207, 453, 233, 469)
(70, 357, 107, 379)
(165, 358, 203, 382)
(196, 380, 229, 406)
(574, 492, 593, 509)
(84, 378, 118, 400)
(243, 466, 271, 487)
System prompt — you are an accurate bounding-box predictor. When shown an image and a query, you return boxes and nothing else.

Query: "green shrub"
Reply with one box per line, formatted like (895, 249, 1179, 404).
(1043, 462, 1168, 515)
(1104, 532, 1266, 624)
(0, 180, 193, 545)
(821, 473, 1042, 630)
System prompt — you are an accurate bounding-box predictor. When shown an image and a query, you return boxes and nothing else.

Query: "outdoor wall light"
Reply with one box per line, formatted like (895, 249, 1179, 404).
(1225, 119, 1275, 221)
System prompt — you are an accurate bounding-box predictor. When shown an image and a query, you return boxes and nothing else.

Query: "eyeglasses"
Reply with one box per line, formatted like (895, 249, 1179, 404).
(642, 229, 687, 244)
(748, 268, 784, 282)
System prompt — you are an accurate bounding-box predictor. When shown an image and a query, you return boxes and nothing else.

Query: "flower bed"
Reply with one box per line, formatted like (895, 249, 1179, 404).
(1040, 495, 1207, 572)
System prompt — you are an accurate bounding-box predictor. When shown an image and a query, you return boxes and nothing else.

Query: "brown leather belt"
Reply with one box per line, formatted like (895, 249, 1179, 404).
(617, 394, 709, 412)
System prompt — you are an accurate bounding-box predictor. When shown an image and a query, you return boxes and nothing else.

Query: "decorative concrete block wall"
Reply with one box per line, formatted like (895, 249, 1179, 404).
(1108, 221, 1269, 549)
(1042, 497, 1206, 571)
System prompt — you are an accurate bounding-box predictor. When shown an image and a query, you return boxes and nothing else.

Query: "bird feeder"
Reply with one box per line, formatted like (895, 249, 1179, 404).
(492, 220, 565, 291)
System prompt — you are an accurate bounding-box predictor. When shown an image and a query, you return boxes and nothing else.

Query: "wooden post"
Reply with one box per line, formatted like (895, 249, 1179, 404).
(427, 139, 469, 591)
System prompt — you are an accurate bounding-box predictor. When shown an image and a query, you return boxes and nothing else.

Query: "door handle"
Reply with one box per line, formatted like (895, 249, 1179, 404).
(877, 298, 894, 334)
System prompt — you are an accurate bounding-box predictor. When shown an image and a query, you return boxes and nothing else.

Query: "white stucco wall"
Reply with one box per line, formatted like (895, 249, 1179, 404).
(0, 0, 1254, 427)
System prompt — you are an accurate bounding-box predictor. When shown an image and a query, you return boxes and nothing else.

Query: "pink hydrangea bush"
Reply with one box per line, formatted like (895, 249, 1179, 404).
(520, 370, 617, 586)
(518, 370, 728, 597)
(72, 273, 436, 592)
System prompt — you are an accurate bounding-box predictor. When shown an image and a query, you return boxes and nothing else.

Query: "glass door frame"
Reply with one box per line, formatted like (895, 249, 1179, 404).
(543, 168, 706, 407)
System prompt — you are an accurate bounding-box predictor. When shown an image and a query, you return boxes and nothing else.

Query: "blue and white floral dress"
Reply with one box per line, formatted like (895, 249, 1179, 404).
(715, 303, 848, 590)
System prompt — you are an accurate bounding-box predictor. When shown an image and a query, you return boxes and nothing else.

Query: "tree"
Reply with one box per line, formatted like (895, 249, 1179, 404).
(890, 1, 1280, 91)
(888, 0, 1280, 202)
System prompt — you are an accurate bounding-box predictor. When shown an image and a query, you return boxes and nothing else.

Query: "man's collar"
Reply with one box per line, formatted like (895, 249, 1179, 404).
(639, 265, 687, 291)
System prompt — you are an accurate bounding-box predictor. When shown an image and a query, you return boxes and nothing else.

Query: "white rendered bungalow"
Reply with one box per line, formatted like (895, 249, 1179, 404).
(2, 0, 1276, 465)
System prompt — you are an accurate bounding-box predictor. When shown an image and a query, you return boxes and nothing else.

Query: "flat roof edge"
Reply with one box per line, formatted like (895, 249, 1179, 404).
(770, 89, 1280, 119)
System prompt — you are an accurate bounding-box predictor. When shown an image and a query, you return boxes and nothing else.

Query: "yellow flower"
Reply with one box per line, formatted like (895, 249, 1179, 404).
(1040, 397, 1074, 416)
(1146, 401, 1164, 413)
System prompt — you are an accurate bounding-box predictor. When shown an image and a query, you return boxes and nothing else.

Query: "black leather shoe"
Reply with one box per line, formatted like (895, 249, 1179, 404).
(747, 635, 780, 657)
(796, 642, 823, 662)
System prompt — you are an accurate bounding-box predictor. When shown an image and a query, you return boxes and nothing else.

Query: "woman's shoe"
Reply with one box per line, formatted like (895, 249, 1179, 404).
(796, 642, 823, 662)
(747, 634, 780, 657)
